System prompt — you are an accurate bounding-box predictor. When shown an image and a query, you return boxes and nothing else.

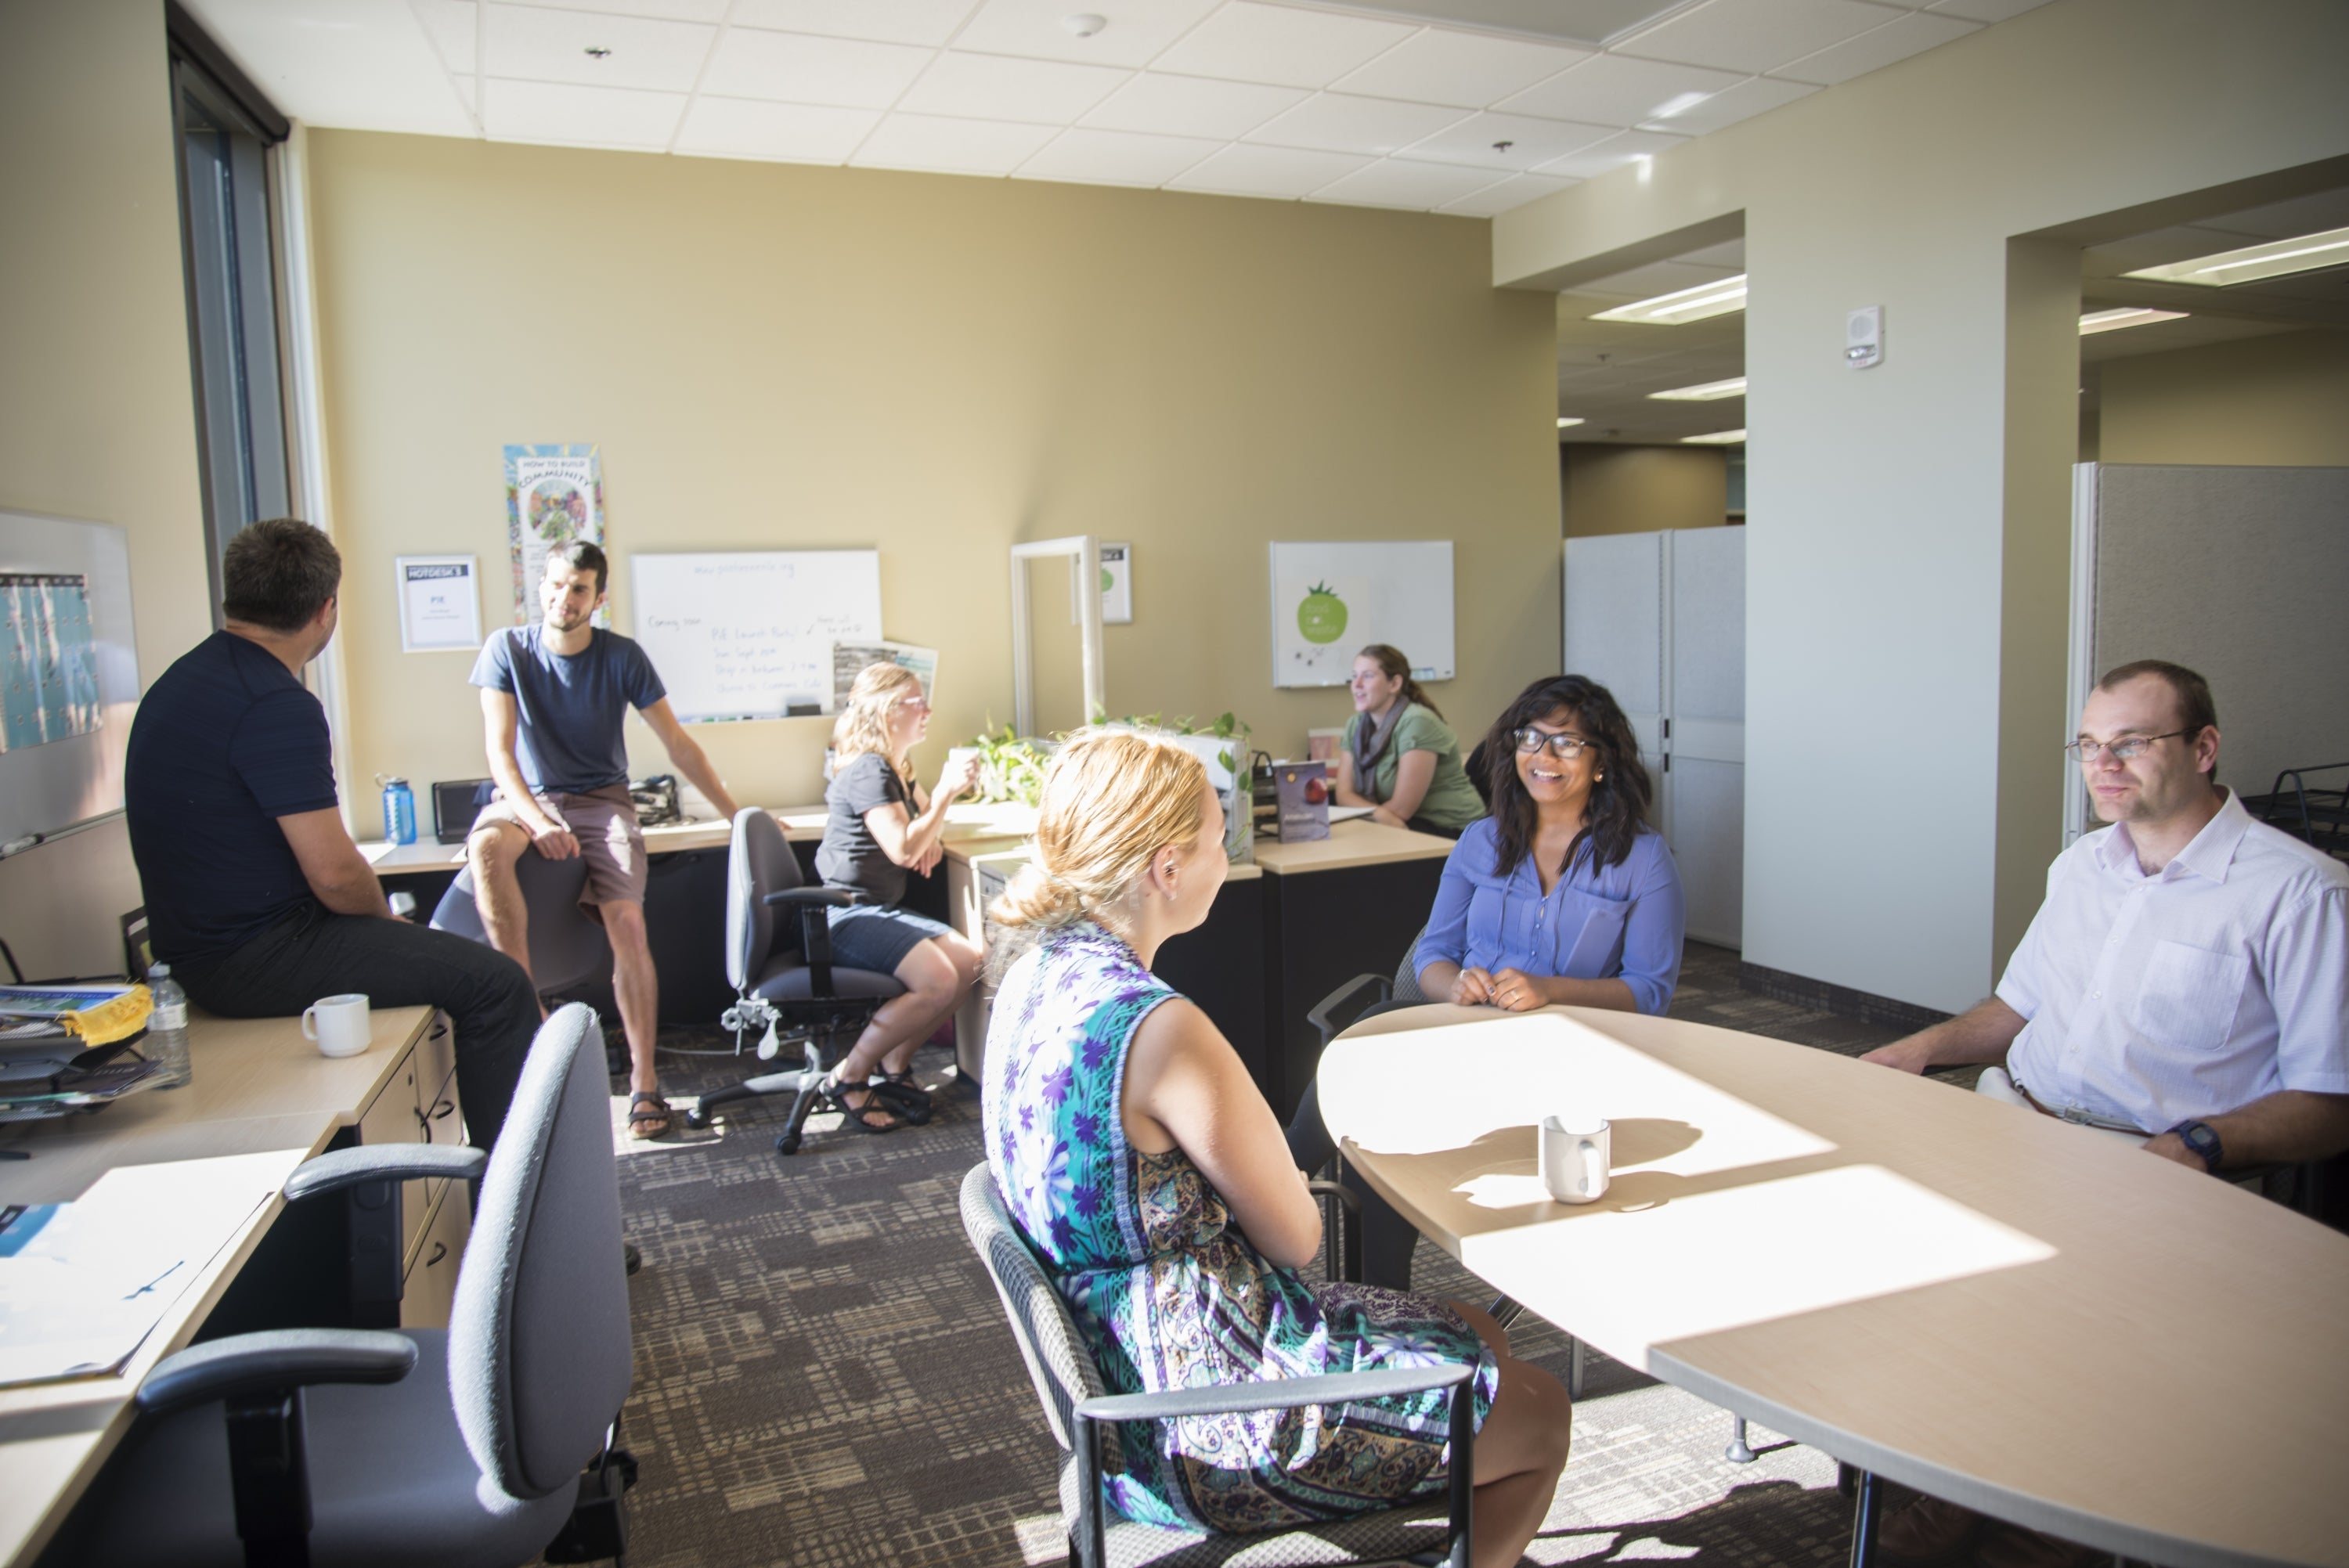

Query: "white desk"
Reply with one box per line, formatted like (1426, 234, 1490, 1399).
(1319, 1004, 2349, 1568)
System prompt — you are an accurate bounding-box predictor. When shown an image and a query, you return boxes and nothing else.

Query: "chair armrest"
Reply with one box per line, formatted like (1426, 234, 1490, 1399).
(763, 888, 862, 909)
(137, 1329, 417, 1417)
(1306, 1179, 1359, 1217)
(1075, 1362, 1470, 1424)
(283, 1143, 487, 1202)
(1306, 972, 1392, 1050)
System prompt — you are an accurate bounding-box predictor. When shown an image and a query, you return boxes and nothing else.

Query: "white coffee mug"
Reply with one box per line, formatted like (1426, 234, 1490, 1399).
(1539, 1115, 1611, 1204)
(302, 993, 373, 1058)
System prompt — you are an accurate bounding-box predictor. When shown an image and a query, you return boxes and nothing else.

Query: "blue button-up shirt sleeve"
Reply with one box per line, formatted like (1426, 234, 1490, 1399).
(1616, 831, 1686, 1016)
(1413, 820, 1495, 979)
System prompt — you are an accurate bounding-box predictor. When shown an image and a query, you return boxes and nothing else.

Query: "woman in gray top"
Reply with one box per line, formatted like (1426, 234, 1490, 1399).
(812, 662, 984, 1130)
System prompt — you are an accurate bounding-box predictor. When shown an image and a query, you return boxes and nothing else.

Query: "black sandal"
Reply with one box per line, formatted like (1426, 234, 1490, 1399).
(867, 1071, 933, 1126)
(817, 1072, 901, 1134)
(627, 1091, 673, 1141)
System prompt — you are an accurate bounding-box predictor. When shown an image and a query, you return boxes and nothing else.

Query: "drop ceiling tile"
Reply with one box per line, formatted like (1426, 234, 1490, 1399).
(725, 0, 979, 47)
(1402, 110, 1616, 172)
(1772, 9, 1979, 85)
(499, 0, 725, 17)
(1329, 29, 1590, 110)
(1016, 127, 1221, 184)
(481, 77, 685, 145)
(850, 111, 1059, 173)
(1149, 2, 1416, 90)
(1164, 143, 1375, 198)
(1497, 53, 1745, 127)
(179, 0, 479, 135)
(897, 51, 1130, 121)
(1081, 72, 1307, 137)
(701, 28, 933, 107)
(482, 4, 713, 92)
(1438, 171, 1579, 216)
(1533, 128, 1686, 179)
(417, 0, 478, 74)
(1245, 93, 1469, 157)
(1307, 159, 1507, 210)
(1615, 0, 1908, 75)
(953, 0, 1221, 69)
(1639, 73, 1813, 133)
(674, 96, 879, 160)
(1924, 0, 2051, 20)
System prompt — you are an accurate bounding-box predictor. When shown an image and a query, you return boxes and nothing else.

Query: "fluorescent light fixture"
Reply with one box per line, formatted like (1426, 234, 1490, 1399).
(2121, 225, 2349, 288)
(1590, 274, 1748, 325)
(1649, 90, 1714, 121)
(1556, 416, 1585, 427)
(2078, 307, 2188, 336)
(1680, 428, 1747, 445)
(1649, 376, 1746, 401)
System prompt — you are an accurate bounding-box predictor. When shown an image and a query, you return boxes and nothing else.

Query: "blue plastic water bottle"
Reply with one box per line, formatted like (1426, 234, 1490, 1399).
(379, 776, 417, 845)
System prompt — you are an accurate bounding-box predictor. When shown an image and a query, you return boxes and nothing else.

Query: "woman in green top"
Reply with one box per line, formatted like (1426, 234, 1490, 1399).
(1332, 644, 1485, 837)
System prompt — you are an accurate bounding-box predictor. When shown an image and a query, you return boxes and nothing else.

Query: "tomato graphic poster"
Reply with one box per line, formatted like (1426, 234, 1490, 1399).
(1268, 542, 1455, 689)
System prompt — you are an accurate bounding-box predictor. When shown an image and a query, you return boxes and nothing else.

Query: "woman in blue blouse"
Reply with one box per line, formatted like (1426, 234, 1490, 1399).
(1288, 674, 1683, 1289)
(1416, 673, 1685, 1015)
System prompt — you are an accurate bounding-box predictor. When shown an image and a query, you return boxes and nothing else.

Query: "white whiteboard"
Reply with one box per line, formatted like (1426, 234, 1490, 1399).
(630, 550, 882, 723)
(1269, 541, 1454, 688)
(1, 510, 139, 845)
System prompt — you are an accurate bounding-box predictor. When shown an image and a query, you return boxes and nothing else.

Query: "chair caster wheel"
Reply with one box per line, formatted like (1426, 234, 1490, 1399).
(775, 1131, 802, 1155)
(684, 1108, 710, 1130)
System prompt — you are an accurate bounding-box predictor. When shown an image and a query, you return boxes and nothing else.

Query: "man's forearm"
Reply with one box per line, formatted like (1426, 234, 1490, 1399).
(1864, 997, 2026, 1072)
(314, 860, 394, 918)
(2203, 1090, 2349, 1169)
(486, 750, 557, 832)
(666, 735, 738, 820)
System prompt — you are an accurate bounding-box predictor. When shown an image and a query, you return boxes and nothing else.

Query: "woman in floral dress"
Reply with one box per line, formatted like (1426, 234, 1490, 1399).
(983, 730, 1571, 1568)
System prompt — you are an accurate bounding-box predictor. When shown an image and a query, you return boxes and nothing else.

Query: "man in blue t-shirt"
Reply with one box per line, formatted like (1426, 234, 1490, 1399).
(124, 520, 539, 1151)
(466, 542, 738, 1139)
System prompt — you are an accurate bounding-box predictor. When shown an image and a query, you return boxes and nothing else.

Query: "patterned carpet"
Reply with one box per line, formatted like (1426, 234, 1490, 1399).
(590, 943, 1919, 1568)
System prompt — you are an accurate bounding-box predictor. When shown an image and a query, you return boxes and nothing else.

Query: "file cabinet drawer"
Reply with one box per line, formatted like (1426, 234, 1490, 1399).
(400, 1183, 472, 1332)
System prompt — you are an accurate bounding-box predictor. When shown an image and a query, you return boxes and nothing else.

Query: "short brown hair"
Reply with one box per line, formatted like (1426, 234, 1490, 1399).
(222, 518, 341, 633)
(547, 539, 608, 594)
(2096, 659, 2219, 777)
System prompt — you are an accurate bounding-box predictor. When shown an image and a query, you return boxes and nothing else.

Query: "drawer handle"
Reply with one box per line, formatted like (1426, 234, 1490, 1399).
(425, 1241, 449, 1267)
(431, 1099, 456, 1121)
(430, 1022, 449, 1040)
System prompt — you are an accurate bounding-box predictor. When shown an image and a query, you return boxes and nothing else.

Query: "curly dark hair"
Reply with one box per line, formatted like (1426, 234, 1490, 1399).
(1480, 674, 1651, 878)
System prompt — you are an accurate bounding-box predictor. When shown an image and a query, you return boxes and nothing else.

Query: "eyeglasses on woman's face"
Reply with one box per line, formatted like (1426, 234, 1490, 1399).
(1512, 726, 1593, 759)
(2064, 730, 2182, 762)
(893, 693, 930, 713)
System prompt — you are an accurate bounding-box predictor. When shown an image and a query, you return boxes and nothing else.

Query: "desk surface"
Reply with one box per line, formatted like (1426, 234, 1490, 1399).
(1253, 818, 1455, 874)
(1319, 1004, 2349, 1568)
(0, 1006, 435, 1567)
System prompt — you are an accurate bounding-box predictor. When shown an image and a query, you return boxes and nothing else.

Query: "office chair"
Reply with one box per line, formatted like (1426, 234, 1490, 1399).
(67, 1004, 636, 1568)
(960, 1165, 1456, 1568)
(682, 808, 907, 1156)
(429, 852, 613, 1000)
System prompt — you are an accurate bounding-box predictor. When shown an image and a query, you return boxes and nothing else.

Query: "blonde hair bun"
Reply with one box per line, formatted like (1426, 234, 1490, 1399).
(989, 728, 1211, 932)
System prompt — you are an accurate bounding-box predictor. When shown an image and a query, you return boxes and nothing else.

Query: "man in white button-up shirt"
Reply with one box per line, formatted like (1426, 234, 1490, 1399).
(1864, 661, 2349, 1566)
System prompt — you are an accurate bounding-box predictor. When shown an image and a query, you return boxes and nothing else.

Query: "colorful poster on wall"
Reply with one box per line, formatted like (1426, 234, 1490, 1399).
(0, 573, 102, 754)
(503, 443, 604, 625)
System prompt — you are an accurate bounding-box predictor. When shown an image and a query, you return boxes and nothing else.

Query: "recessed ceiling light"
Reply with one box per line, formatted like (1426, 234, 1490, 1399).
(583, 45, 611, 58)
(1061, 12, 1106, 37)
(1556, 416, 1585, 428)
(2122, 225, 2349, 288)
(1590, 275, 1748, 325)
(1680, 428, 1747, 445)
(1648, 377, 1746, 401)
(2079, 308, 2188, 336)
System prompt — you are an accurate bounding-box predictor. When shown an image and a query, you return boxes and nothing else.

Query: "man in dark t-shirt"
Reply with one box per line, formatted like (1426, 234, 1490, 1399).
(465, 542, 738, 1140)
(125, 520, 538, 1152)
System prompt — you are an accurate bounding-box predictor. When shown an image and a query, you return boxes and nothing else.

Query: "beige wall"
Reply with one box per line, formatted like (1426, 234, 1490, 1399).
(1494, 0, 2349, 1011)
(0, 0, 207, 978)
(2098, 330, 2349, 466)
(1560, 445, 1729, 537)
(304, 132, 1560, 808)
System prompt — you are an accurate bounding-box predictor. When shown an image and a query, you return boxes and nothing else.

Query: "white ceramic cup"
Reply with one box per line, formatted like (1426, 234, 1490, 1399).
(1539, 1115, 1611, 1204)
(302, 993, 373, 1058)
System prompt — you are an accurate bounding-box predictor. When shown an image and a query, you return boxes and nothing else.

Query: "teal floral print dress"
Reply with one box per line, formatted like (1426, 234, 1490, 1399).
(983, 921, 1496, 1533)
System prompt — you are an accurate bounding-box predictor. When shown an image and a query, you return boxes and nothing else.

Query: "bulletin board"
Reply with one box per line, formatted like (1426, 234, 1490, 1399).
(630, 550, 882, 723)
(0, 510, 139, 845)
(1269, 541, 1454, 688)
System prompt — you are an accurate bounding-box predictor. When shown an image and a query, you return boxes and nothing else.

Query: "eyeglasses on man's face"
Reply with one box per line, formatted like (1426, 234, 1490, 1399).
(1512, 727, 1593, 758)
(2065, 730, 2185, 762)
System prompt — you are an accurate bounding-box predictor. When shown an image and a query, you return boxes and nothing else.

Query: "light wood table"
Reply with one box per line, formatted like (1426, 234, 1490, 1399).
(0, 1005, 437, 1567)
(1319, 1004, 2349, 1568)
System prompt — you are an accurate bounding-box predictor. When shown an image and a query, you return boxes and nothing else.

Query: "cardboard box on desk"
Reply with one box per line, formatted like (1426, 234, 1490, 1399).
(1274, 762, 1330, 843)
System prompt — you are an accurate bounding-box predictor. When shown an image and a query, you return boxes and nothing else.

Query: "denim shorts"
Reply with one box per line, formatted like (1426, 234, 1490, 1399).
(825, 901, 954, 977)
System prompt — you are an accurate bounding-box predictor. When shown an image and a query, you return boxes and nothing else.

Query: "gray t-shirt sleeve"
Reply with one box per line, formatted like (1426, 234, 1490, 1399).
(468, 628, 515, 692)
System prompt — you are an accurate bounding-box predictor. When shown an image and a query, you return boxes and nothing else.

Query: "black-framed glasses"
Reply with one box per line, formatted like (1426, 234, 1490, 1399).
(2064, 730, 2184, 762)
(1512, 727, 1593, 758)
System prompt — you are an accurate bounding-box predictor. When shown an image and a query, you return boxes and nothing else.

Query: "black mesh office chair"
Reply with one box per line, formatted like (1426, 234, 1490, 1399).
(683, 809, 908, 1155)
(65, 1005, 636, 1568)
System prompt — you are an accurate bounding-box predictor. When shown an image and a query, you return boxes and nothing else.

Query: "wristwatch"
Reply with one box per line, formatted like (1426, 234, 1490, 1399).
(2167, 1119, 2224, 1172)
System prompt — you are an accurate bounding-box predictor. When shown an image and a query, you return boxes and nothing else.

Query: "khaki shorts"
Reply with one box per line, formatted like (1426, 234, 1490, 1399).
(471, 783, 648, 912)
